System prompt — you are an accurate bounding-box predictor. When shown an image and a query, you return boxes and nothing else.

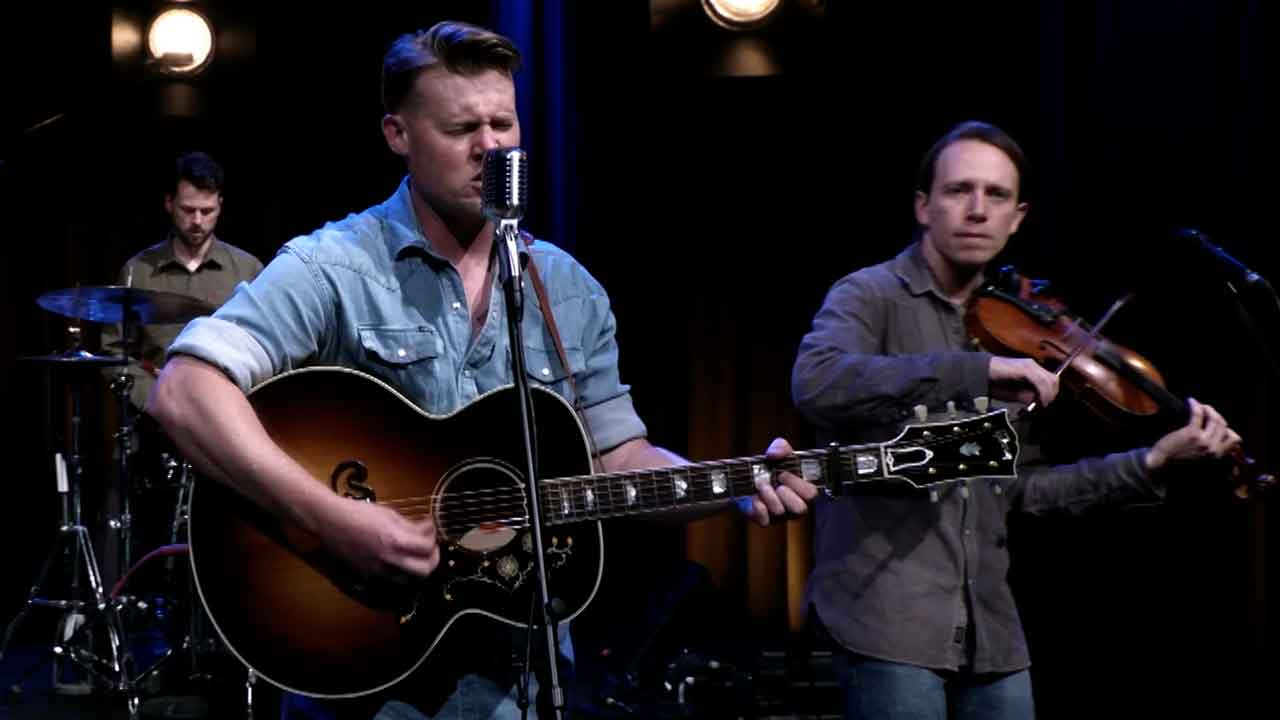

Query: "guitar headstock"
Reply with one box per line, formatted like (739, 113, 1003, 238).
(881, 399, 1019, 490)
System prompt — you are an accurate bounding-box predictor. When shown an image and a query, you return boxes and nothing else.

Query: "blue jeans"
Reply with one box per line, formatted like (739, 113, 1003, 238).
(283, 672, 549, 720)
(371, 673, 543, 720)
(831, 654, 1035, 720)
(281, 625, 573, 720)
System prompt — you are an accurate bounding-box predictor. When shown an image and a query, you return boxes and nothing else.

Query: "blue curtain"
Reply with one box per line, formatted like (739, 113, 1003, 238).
(492, 0, 577, 253)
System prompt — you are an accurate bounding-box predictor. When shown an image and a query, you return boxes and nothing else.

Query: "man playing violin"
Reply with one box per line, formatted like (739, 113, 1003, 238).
(790, 120, 1242, 720)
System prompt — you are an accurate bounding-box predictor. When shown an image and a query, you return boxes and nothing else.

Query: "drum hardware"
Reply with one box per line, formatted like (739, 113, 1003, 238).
(2, 285, 231, 718)
(36, 285, 217, 326)
(109, 366, 138, 578)
(0, 363, 135, 712)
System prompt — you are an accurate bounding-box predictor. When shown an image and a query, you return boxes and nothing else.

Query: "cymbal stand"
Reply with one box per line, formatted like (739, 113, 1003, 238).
(109, 305, 144, 581)
(0, 375, 132, 711)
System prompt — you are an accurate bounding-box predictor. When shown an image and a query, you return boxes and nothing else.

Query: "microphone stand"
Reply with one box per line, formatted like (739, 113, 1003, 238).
(1221, 274, 1280, 383)
(1184, 230, 1280, 381)
(494, 218, 566, 720)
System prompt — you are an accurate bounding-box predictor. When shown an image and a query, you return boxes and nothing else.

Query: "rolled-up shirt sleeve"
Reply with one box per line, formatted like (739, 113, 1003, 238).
(168, 245, 335, 391)
(571, 286, 647, 453)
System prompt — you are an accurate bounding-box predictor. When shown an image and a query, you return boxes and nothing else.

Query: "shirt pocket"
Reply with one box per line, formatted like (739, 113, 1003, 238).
(358, 325, 443, 367)
(521, 340, 585, 396)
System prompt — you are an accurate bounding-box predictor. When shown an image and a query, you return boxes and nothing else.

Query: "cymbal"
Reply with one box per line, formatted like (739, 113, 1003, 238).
(20, 349, 130, 367)
(37, 286, 217, 325)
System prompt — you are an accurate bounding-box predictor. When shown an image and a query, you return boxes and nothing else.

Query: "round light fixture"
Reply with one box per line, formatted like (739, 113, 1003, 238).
(146, 7, 214, 75)
(701, 0, 782, 30)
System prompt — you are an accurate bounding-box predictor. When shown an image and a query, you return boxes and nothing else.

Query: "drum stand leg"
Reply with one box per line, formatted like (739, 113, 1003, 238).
(244, 668, 256, 720)
(0, 465, 132, 700)
(0, 383, 137, 714)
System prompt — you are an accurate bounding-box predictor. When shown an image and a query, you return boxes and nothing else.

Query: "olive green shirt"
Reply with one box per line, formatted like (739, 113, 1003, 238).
(102, 236, 264, 408)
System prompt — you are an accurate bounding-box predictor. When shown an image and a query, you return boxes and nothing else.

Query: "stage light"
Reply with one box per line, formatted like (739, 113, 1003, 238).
(146, 7, 214, 75)
(701, 0, 781, 30)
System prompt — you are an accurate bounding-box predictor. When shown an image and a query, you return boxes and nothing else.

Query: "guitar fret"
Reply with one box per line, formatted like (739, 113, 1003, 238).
(641, 470, 660, 509)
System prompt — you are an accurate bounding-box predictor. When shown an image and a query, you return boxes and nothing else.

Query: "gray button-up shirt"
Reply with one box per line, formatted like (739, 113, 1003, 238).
(170, 178, 646, 453)
(792, 241, 1159, 674)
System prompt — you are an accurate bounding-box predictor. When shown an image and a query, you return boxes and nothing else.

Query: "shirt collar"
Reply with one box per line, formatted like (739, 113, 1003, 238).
(153, 234, 226, 273)
(382, 177, 531, 262)
(890, 239, 984, 302)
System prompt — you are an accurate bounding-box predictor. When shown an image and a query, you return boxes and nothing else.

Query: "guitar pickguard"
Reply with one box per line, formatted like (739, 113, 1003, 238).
(439, 530, 577, 603)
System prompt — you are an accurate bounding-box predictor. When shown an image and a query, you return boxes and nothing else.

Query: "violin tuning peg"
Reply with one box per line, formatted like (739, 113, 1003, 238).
(946, 400, 957, 417)
(974, 396, 990, 413)
(913, 404, 928, 422)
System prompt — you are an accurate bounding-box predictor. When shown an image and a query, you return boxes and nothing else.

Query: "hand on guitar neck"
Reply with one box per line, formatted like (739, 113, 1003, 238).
(739, 437, 818, 527)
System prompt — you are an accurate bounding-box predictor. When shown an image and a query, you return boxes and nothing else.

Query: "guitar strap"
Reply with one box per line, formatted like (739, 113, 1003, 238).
(523, 240, 603, 467)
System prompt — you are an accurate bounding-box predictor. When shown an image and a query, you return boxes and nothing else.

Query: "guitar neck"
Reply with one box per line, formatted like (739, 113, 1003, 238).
(538, 443, 880, 525)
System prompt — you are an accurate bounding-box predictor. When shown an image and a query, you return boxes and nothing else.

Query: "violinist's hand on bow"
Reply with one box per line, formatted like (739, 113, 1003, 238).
(989, 356, 1059, 408)
(739, 438, 819, 527)
(1144, 398, 1242, 473)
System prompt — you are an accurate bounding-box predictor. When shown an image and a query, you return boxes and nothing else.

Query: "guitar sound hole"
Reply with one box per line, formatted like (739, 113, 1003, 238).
(436, 459, 528, 555)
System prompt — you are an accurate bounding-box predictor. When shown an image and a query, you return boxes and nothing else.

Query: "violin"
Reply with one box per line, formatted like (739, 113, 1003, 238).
(965, 266, 1275, 500)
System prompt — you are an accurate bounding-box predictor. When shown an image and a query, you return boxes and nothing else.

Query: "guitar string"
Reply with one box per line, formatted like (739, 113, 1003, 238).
(379, 467, 1005, 525)
(376, 461, 833, 512)
(380, 458, 988, 530)
(324, 423, 1009, 530)
(379, 441, 994, 507)
(376, 464, 804, 507)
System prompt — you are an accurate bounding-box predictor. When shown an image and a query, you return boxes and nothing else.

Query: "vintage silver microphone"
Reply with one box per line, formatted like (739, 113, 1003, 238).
(481, 147, 528, 284)
(482, 145, 568, 718)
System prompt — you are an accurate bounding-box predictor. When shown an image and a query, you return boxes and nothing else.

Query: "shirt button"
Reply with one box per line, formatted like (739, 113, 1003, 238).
(451, 301, 462, 310)
(541, 368, 551, 377)
(963, 529, 972, 536)
(396, 348, 407, 358)
(463, 369, 473, 378)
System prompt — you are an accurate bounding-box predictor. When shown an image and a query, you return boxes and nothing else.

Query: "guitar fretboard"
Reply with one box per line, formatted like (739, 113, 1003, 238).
(538, 447, 881, 525)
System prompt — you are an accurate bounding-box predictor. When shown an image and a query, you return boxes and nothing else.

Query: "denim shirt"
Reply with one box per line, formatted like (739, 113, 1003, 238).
(170, 178, 647, 453)
(791, 241, 1159, 674)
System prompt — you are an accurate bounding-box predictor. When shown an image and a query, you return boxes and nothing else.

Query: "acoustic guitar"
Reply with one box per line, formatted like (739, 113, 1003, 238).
(187, 367, 1019, 697)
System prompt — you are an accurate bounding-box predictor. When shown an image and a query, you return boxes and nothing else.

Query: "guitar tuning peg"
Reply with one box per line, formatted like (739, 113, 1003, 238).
(946, 400, 957, 417)
(913, 404, 928, 422)
(974, 396, 989, 413)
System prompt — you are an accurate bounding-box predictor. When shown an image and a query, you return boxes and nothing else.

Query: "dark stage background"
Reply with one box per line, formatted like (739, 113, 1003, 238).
(2, 1, 1275, 717)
